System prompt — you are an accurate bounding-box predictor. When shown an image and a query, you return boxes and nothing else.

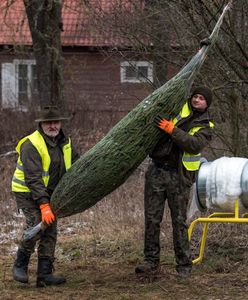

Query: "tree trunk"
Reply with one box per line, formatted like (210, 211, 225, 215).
(144, 0, 171, 88)
(24, 0, 64, 108)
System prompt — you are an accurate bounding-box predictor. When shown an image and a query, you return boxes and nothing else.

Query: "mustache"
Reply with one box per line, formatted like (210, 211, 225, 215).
(47, 127, 59, 131)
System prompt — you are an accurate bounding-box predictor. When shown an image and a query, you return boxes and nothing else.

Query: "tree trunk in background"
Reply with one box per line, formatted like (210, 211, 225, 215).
(24, 0, 64, 108)
(144, 0, 171, 88)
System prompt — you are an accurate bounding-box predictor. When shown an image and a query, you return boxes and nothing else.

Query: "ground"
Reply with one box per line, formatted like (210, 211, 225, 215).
(1, 232, 248, 300)
(1, 160, 248, 299)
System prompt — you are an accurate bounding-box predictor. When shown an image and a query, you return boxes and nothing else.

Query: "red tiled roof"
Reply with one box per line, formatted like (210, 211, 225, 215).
(0, 0, 144, 47)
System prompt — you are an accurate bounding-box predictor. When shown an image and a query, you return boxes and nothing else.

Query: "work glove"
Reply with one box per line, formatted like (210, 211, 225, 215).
(40, 203, 55, 225)
(154, 116, 174, 135)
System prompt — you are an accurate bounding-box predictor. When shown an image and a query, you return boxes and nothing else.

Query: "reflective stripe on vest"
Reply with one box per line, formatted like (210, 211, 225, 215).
(11, 130, 72, 192)
(173, 102, 214, 171)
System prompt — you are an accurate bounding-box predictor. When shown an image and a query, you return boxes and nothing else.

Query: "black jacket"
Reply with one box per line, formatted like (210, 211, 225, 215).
(150, 104, 213, 187)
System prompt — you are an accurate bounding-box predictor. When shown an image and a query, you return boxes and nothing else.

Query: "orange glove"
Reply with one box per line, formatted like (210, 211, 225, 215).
(154, 116, 174, 134)
(40, 203, 55, 225)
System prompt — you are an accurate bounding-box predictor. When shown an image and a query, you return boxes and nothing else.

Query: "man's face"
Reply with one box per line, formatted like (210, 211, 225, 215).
(191, 94, 208, 112)
(41, 120, 62, 137)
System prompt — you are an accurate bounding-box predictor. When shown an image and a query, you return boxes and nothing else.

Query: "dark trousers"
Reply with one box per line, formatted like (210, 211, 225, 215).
(18, 207, 57, 260)
(144, 162, 192, 271)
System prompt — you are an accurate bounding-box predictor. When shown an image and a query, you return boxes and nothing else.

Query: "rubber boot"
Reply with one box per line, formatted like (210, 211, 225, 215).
(135, 261, 159, 274)
(36, 258, 66, 288)
(12, 249, 30, 283)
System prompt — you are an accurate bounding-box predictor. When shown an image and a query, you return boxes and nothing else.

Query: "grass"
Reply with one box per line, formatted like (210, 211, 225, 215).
(2, 233, 248, 299)
(2, 124, 248, 299)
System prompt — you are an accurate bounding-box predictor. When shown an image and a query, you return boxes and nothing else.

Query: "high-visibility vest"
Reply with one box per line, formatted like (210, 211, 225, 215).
(12, 130, 72, 192)
(172, 102, 214, 171)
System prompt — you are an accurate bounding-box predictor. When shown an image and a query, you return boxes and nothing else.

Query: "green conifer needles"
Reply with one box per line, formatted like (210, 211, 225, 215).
(51, 2, 232, 218)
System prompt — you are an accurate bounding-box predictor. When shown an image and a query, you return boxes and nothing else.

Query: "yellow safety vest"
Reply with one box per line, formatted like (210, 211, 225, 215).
(172, 102, 214, 171)
(12, 130, 72, 192)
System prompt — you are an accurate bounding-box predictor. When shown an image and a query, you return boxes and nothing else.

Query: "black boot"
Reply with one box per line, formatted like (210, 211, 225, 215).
(13, 249, 30, 283)
(135, 261, 159, 274)
(36, 258, 66, 288)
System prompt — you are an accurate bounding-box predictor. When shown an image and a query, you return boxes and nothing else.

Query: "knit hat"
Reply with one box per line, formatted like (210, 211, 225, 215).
(190, 86, 213, 107)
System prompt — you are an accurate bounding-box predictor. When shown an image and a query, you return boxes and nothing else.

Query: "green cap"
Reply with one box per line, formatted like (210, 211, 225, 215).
(35, 106, 70, 122)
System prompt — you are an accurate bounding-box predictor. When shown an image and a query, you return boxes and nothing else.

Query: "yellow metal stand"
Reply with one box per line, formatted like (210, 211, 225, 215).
(188, 199, 248, 264)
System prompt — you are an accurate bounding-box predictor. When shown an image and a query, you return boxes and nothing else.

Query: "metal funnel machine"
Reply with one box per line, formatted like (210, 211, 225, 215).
(195, 157, 248, 212)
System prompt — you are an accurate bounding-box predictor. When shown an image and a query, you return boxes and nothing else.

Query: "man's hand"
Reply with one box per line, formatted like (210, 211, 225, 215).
(40, 203, 55, 225)
(154, 116, 174, 135)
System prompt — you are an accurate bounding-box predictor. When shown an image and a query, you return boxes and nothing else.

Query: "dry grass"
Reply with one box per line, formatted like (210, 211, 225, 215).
(1, 110, 248, 298)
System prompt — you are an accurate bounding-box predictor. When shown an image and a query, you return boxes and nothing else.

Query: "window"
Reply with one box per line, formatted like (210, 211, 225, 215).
(120, 61, 153, 83)
(2, 59, 38, 109)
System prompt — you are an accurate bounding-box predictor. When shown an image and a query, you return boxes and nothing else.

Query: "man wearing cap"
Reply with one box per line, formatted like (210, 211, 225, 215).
(135, 86, 214, 279)
(12, 106, 79, 287)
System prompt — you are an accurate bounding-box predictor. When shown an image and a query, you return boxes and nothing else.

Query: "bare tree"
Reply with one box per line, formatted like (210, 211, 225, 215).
(2, 0, 247, 156)
(174, 0, 248, 157)
(80, 0, 248, 157)
(24, 0, 64, 108)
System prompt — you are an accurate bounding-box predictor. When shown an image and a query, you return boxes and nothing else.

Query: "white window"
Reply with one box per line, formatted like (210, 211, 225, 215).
(120, 61, 153, 83)
(1, 59, 38, 109)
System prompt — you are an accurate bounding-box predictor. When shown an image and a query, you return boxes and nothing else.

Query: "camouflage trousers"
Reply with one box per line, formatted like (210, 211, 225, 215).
(143, 161, 192, 271)
(18, 207, 57, 260)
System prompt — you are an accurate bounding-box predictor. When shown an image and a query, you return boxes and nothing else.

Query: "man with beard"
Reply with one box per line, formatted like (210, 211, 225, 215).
(12, 106, 79, 287)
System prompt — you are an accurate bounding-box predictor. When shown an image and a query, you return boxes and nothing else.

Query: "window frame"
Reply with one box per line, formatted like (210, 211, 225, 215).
(120, 61, 153, 83)
(13, 59, 37, 107)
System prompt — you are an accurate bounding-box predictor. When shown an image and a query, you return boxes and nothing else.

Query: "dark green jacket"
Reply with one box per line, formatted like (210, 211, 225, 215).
(150, 104, 213, 187)
(14, 127, 79, 209)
